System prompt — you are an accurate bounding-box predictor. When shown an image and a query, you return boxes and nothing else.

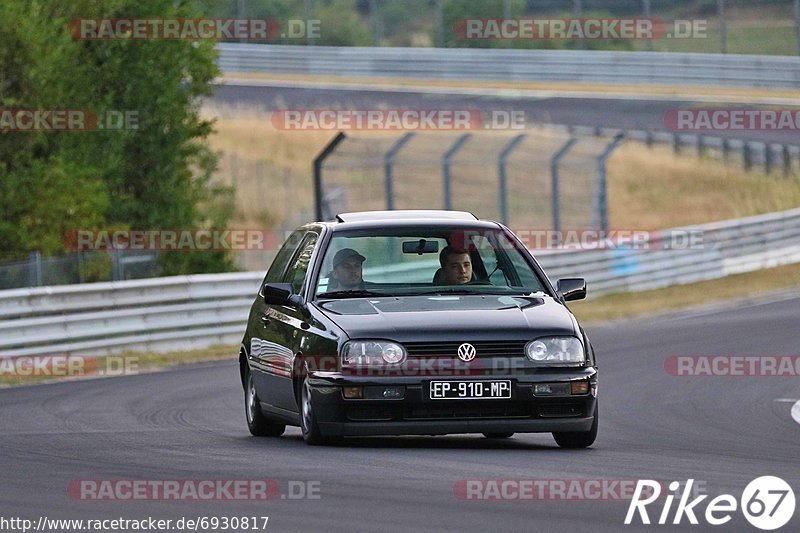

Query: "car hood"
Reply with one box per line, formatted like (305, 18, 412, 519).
(315, 294, 577, 342)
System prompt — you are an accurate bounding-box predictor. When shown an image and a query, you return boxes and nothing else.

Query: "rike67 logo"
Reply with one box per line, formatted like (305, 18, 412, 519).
(625, 477, 795, 530)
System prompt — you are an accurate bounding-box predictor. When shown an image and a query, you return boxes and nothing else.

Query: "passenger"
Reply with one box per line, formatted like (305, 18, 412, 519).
(438, 246, 473, 285)
(327, 248, 367, 290)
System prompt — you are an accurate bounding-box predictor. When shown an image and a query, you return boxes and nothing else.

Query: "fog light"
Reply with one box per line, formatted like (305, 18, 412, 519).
(362, 385, 406, 399)
(382, 387, 403, 399)
(571, 381, 589, 395)
(343, 386, 363, 399)
(533, 383, 570, 396)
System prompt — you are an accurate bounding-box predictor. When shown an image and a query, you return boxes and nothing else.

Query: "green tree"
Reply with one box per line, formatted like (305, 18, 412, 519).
(0, 0, 235, 274)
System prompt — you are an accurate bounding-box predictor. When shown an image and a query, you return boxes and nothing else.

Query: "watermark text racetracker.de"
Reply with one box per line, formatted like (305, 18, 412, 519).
(68, 479, 320, 501)
(66, 229, 278, 252)
(665, 355, 800, 377)
(509, 228, 704, 251)
(454, 479, 660, 501)
(270, 108, 526, 131)
(0, 355, 138, 380)
(665, 109, 800, 131)
(68, 18, 320, 41)
(0, 109, 138, 131)
(453, 18, 707, 41)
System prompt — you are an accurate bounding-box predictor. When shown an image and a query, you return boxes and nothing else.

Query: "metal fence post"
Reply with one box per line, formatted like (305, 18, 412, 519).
(765, 144, 774, 174)
(28, 251, 42, 287)
(743, 141, 753, 172)
(369, 0, 381, 46)
(721, 137, 730, 162)
(305, 0, 315, 46)
(76, 250, 84, 283)
(550, 138, 578, 233)
(497, 134, 526, 225)
(313, 132, 347, 221)
(783, 145, 792, 177)
(718, 0, 727, 54)
(596, 134, 626, 232)
(112, 251, 121, 281)
(384, 133, 414, 211)
(795, 0, 800, 57)
(435, 0, 444, 47)
(697, 135, 705, 157)
(672, 133, 681, 154)
(442, 134, 471, 210)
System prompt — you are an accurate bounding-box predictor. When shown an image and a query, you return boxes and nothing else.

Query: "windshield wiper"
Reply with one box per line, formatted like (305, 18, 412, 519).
(408, 288, 484, 295)
(316, 289, 386, 299)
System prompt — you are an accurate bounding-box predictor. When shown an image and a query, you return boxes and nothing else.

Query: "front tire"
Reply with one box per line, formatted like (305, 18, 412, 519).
(300, 376, 339, 445)
(552, 404, 598, 449)
(245, 367, 285, 437)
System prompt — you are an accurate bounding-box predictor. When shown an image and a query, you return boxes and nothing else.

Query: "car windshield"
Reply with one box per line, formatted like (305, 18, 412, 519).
(315, 226, 548, 298)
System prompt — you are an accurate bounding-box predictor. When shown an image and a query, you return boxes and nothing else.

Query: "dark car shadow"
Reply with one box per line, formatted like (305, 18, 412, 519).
(276, 431, 593, 451)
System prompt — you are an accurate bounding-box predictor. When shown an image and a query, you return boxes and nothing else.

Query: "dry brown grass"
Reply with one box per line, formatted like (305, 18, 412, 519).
(205, 103, 800, 233)
(0, 345, 236, 388)
(607, 144, 800, 229)
(569, 261, 800, 323)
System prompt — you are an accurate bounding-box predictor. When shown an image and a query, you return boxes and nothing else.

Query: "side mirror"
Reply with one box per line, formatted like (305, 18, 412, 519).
(262, 282, 303, 307)
(556, 278, 587, 302)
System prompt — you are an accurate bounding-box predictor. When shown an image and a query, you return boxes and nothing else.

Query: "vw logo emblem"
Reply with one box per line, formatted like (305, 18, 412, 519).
(457, 343, 476, 362)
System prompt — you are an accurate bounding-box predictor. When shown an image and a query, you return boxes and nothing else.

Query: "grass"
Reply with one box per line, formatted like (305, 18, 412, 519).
(569, 261, 800, 323)
(607, 144, 800, 229)
(647, 25, 797, 56)
(0, 345, 236, 388)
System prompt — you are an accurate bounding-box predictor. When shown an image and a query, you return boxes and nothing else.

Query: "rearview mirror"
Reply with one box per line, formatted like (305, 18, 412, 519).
(402, 239, 439, 255)
(556, 278, 587, 301)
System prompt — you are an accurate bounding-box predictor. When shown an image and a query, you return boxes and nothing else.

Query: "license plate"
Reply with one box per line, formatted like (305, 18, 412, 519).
(429, 380, 511, 400)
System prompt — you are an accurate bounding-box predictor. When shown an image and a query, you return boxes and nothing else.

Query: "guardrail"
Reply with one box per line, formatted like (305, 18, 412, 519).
(3, 207, 800, 358)
(217, 44, 800, 89)
(0, 273, 262, 357)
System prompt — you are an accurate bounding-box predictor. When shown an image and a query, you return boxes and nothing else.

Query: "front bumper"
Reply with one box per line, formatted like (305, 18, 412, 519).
(308, 368, 598, 437)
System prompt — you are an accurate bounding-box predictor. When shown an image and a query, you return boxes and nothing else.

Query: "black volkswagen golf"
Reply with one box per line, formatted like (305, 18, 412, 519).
(240, 210, 598, 447)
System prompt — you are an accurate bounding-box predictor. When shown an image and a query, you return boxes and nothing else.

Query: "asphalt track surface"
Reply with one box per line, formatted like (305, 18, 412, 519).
(2, 294, 799, 532)
(213, 83, 800, 146)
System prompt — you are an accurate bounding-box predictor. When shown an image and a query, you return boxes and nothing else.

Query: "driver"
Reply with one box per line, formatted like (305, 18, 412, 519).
(328, 248, 367, 290)
(439, 246, 473, 285)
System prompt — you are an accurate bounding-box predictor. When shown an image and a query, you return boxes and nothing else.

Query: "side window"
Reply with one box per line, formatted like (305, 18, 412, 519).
(264, 230, 305, 284)
(471, 234, 503, 285)
(282, 233, 319, 296)
(503, 247, 544, 290)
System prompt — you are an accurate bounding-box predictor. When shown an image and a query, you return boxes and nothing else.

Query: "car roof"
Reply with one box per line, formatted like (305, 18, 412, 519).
(322, 210, 501, 232)
(336, 210, 477, 222)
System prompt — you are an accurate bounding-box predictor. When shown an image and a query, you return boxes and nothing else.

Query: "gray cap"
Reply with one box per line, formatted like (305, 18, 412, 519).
(332, 248, 366, 268)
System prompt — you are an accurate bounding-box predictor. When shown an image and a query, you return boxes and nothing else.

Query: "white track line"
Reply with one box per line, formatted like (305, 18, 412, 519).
(774, 399, 800, 426)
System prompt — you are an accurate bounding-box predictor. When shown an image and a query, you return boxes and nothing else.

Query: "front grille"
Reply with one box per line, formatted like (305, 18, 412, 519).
(347, 407, 397, 421)
(538, 404, 584, 418)
(404, 401, 530, 420)
(404, 341, 527, 358)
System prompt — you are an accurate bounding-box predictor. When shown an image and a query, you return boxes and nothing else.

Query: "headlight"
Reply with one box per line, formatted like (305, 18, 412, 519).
(525, 337, 584, 366)
(342, 340, 407, 367)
